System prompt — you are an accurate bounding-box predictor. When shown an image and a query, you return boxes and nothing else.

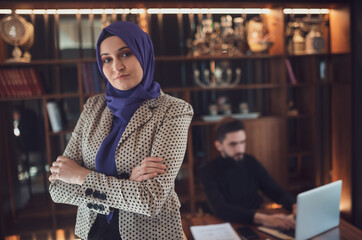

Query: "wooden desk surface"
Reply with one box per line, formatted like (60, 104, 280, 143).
(182, 213, 362, 240)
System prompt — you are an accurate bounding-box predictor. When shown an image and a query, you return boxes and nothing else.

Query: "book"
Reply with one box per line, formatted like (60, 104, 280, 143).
(82, 63, 95, 94)
(0, 68, 44, 97)
(46, 102, 63, 133)
(0, 70, 11, 97)
(92, 63, 102, 93)
(26, 68, 44, 95)
(285, 59, 297, 85)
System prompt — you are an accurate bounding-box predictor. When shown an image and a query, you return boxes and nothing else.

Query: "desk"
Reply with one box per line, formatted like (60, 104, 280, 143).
(182, 214, 362, 240)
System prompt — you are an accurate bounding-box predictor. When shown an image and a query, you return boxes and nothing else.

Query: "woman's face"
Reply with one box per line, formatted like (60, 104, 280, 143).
(100, 36, 143, 91)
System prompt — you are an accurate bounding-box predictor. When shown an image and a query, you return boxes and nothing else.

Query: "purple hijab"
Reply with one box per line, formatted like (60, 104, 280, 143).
(94, 21, 160, 221)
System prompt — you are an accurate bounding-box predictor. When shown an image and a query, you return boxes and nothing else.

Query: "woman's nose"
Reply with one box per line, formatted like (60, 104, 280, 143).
(112, 59, 125, 72)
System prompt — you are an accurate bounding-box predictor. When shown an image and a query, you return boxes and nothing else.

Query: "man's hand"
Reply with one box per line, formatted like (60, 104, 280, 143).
(49, 156, 91, 185)
(254, 212, 295, 229)
(293, 204, 297, 217)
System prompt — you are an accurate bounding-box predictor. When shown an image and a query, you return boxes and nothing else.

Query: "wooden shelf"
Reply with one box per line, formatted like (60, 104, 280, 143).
(0, 54, 283, 67)
(0, 92, 81, 102)
(0, 58, 96, 66)
(0, 52, 351, 67)
(0, 52, 352, 68)
(287, 52, 350, 58)
(49, 128, 74, 136)
(191, 115, 284, 126)
(286, 114, 313, 119)
(287, 83, 314, 88)
(156, 54, 284, 61)
(164, 83, 284, 92)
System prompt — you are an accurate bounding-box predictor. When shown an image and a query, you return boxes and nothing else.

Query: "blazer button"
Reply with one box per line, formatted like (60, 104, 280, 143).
(93, 204, 99, 210)
(99, 204, 105, 211)
(87, 203, 93, 209)
(93, 190, 100, 199)
(85, 188, 93, 196)
(119, 172, 130, 179)
(100, 193, 106, 200)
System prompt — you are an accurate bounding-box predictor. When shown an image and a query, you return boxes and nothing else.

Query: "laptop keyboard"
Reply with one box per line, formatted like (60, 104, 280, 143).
(280, 228, 295, 237)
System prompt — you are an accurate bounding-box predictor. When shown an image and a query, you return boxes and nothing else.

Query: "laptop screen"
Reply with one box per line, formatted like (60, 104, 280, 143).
(295, 180, 342, 240)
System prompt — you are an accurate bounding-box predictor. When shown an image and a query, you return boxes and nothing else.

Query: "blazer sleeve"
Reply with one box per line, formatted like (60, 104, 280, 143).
(75, 100, 194, 217)
(49, 97, 110, 215)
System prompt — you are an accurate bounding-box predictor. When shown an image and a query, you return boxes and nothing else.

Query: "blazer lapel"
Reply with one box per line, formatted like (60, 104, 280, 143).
(118, 92, 164, 146)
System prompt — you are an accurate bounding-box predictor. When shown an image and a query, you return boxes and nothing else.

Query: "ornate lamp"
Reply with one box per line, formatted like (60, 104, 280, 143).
(0, 14, 34, 63)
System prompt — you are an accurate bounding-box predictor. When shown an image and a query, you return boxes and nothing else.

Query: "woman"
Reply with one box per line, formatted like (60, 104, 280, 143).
(48, 21, 193, 240)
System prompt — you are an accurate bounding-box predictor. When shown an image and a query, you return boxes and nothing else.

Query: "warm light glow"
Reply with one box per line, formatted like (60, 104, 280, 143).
(15, 9, 33, 14)
(265, 203, 283, 209)
(0, 8, 273, 15)
(10, 7, 338, 16)
(283, 8, 330, 14)
(0, 9, 12, 14)
(147, 8, 270, 15)
(32, 9, 46, 14)
(56, 229, 65, 240)
(78, 9, 93, 14)
(104, 9, 116, 14)
(46, 9, 57, 14)
(56, 9, 80, 15)
(131, 8, 146, 14)
(5, 235, 19, 240)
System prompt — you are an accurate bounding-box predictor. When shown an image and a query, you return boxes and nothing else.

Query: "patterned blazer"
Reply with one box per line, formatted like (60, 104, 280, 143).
(49, 91, 193, 240)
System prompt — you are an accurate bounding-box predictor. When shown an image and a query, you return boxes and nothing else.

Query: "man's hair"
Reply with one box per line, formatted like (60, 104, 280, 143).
(214, 117, 245, 142)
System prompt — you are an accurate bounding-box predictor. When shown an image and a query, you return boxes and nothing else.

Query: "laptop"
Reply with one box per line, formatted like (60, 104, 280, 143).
(258, 180, 342, 240)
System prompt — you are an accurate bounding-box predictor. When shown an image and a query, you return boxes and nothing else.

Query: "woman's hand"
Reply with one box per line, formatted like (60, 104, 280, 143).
(130, 157, 166, 182)
(49, 156, 91, 185)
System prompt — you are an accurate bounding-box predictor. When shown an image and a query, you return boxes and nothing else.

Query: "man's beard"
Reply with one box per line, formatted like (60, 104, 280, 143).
(233, 153, 244, 161)
(223, 151, 244, 161)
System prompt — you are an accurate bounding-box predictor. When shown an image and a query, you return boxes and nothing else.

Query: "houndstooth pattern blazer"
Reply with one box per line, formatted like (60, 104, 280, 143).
(49, 91, 193, 240)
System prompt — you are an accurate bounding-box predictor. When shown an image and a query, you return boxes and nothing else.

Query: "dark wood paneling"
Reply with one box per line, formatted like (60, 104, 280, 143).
(331, 84, 352, 221)
(244, 118, 287, 186)
(351, 0, 362, 229)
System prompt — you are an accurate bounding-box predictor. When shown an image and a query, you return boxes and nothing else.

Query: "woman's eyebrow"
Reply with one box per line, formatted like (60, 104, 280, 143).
(100, 46, 129, 57)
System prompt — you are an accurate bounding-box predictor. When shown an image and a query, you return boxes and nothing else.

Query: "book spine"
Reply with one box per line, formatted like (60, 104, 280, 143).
(18, 68, 33, 96)
(28, 68, 44, 95)
(3, 69, 17, 97)
(285, 59, 297, 85)
(81, 63, 90, 94)
(0, 70, 11, 97)
(19, 68, 36, 96)
(46, 102, 63, 133)
(86, 63, 95, 94)
(92, 63, 102, 93)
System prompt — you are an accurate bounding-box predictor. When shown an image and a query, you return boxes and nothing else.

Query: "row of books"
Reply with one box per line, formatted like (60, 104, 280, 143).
(82, 62, 105, 94)
(0, 68, 44, 98)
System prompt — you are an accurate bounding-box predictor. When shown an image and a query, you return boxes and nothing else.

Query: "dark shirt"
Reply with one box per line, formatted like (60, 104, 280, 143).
(199, 154, 296, 224)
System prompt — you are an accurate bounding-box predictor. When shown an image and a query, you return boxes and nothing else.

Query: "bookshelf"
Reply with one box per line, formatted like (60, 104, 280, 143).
(0, 1, 352, 237)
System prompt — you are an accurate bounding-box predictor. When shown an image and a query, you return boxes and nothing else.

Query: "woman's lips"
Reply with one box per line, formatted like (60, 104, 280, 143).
(114, 74, 130, 80)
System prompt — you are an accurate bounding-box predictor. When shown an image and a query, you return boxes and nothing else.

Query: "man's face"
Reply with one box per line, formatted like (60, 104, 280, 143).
(215, 130, 247, 161)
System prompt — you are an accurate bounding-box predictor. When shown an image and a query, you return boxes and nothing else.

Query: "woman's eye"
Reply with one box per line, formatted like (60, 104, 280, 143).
(121, 52, 132, 57)
(103, 58, 112, 63)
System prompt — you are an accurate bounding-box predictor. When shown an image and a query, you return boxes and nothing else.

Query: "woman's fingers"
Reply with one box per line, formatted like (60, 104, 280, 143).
(143, 157, 163, 162)
(130, 157, 166, 181)
(135, 172, 158, 181)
